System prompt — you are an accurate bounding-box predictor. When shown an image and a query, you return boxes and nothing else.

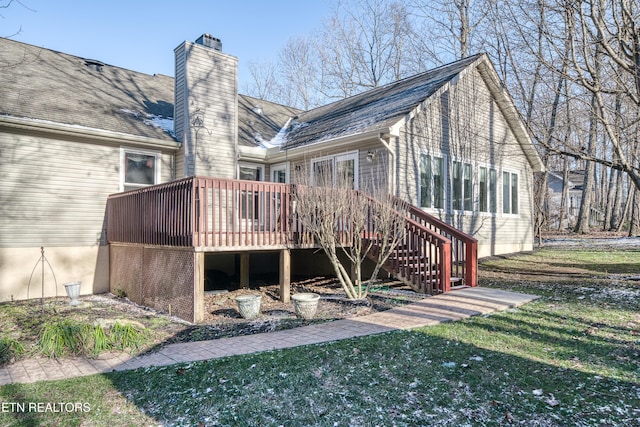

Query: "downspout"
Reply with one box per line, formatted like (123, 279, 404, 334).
(378, 132, 396, 196)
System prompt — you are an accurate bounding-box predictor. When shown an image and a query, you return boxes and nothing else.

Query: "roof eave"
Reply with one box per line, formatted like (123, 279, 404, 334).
(0, 115, 180, 151)
(268, 129, 390, 162)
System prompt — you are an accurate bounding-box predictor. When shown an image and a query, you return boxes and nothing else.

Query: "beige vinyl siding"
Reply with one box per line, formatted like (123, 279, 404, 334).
(396, 67, 534, 256)
(0, 130, 174, 248)
(174, 41, 238, 179)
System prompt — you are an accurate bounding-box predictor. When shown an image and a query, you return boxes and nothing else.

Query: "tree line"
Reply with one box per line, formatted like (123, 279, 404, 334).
(245, 0, 640, 237)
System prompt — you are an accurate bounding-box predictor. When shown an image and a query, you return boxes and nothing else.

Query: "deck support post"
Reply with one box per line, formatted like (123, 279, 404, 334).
(240, 253, 250, 288)
(279, 249, 291, 303)
(194, 252, 205, 323)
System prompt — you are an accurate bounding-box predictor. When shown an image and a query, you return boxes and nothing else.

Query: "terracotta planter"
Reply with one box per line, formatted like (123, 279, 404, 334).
(235, 294, 262, 319)
(291, 292, 320, 319)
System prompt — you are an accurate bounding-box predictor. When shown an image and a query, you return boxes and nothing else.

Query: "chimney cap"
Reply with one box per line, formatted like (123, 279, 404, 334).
(195, 34, 222, 51)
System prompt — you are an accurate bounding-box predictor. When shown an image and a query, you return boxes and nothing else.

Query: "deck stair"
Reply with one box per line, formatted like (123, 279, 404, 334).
(365, 200, 477, 294)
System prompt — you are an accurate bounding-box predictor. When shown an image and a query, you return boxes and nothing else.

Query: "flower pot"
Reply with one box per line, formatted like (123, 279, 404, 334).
(235, 294, 262, 319)
(64, 281, 82, 306)
(291, 292, 320, 320)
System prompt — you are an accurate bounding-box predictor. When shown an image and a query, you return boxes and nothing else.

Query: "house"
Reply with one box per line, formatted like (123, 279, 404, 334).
(547, 170, 604, 229)
(0, 34, 543, 321)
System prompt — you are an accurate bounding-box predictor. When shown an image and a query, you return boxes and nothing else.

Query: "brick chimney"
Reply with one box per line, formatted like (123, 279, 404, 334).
(174, 34, 238, 178)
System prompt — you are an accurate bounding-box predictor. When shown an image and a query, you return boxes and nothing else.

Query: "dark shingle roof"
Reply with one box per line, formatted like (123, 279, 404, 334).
(282, 54, 483, 149)
(0, 37, 298, 146)
(0, 37, 176, 141)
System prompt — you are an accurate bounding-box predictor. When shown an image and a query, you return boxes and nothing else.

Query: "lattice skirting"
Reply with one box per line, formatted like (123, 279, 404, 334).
(110, 244, 201, 323)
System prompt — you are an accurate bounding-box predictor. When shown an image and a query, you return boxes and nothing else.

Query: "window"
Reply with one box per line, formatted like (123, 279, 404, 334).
(453, 160, 473, 211)
(479, 166, 497, 213)
(271, 163, 289, 183)
(239, 163, 264, 181)
(311, 152, 359, 189)
(503, 171, 519, 215)
(419, 154, 445, 209)
(238, 163, 264, 220)
(120, 148, 160, 191)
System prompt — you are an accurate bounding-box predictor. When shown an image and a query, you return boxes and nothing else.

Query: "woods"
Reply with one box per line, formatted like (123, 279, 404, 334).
(245, 0, 640, 236)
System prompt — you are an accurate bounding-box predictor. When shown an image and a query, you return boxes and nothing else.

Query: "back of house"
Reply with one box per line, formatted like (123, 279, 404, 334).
(0, 34, 542, 305)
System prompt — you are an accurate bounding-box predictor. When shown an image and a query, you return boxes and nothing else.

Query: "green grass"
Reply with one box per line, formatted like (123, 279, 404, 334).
(1, 245, 639, 426)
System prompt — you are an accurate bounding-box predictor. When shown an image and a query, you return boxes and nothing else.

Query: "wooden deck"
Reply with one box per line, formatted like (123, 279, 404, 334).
(106, 176, 477, 295)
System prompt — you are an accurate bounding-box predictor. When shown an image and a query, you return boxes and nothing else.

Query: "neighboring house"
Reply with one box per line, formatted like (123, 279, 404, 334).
(547, 170, 603, 229)
(1, 34, 543, 319)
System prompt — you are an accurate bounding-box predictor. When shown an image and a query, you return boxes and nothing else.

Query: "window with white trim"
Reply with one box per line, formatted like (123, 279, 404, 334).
(238, 162, 264, 220)
(502, 171, 519, 215)
(419, 154, 445, 209)
(271, 163, 289, 183)
(120, 148, 161, 192)
(311, 152, 359, 189)
(452, 160, 473, 211)
(478, 166, 497, 213)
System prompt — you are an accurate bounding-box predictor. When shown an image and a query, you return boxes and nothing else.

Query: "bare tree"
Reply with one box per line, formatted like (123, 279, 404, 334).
(291, 162, 407, 300)
(244, 59, 280, 102)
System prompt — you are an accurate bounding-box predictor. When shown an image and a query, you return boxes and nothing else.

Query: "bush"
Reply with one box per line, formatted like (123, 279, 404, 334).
(38, 320, 148, 358)
(110, 321, 147, 352)
(0, 337, 24, 365)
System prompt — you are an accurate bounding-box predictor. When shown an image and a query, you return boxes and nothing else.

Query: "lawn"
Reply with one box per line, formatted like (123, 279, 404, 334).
(1, 244, 639, 426)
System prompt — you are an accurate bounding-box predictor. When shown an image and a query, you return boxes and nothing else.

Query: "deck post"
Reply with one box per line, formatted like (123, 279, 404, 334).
(240, 252, 250, 288)
(279, 249, 291, 303)
(194, 251, 205, 323)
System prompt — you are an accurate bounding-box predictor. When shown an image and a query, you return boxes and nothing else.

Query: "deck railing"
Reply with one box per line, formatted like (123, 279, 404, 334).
(107, 177, 476, 291)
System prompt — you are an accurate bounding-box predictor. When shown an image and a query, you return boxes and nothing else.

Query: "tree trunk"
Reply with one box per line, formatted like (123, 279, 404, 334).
(558, 156, 570, 231)
(630, 187, 640, 237)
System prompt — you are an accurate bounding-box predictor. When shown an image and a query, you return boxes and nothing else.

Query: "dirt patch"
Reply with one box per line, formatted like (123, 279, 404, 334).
(1, 276, 426, 362)
(164, 276, 425, 344)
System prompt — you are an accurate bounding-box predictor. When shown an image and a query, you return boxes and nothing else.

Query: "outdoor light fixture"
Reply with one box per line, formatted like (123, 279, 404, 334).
(367, 150, 376, 162)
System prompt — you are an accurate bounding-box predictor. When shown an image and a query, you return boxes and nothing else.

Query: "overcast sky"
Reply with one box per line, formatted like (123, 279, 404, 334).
(3, 0, 331, 89)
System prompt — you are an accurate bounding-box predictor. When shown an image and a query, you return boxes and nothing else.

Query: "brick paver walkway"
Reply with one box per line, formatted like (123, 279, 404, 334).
(0, 287, 537, 385)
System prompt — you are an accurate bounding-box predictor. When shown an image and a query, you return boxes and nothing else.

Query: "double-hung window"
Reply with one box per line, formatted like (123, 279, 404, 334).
(120, 148, 161, 192)
(452, 160, 473, 211)
(419, 154, 445, 209)
(478, 166, 497, 213)
(502, 171, 519, 215)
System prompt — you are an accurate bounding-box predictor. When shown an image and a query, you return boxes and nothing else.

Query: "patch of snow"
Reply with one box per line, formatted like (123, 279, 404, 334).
(258, 117, 293, 148)
(543, 236, 640, 248)
(120, 108, 175, 137)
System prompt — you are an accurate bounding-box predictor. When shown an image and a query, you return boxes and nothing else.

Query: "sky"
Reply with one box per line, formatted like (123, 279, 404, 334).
(2, 0, 332, 90)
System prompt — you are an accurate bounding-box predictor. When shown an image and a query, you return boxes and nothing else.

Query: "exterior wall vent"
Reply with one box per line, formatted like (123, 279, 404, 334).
(195, 34, 222, 51)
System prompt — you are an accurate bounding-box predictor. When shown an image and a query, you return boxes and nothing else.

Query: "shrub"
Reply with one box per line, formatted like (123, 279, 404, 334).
(110, 321, 147, 352)
(0, 337, 24, 365)
(38, 320, 148, 358)
(39, 320, 88, 357)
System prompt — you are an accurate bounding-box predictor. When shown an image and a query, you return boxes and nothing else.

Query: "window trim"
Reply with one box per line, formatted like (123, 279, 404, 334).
(502, 169, 520, 216)
(418, 152, 446, 211)
(477, 164, 498, 215)
(311, 151, 359, 189)
(271, 162, 289, 183)
(119, 147, 161, 192)
(238, 162, 265, 182)
(451, 158, 474, 213)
